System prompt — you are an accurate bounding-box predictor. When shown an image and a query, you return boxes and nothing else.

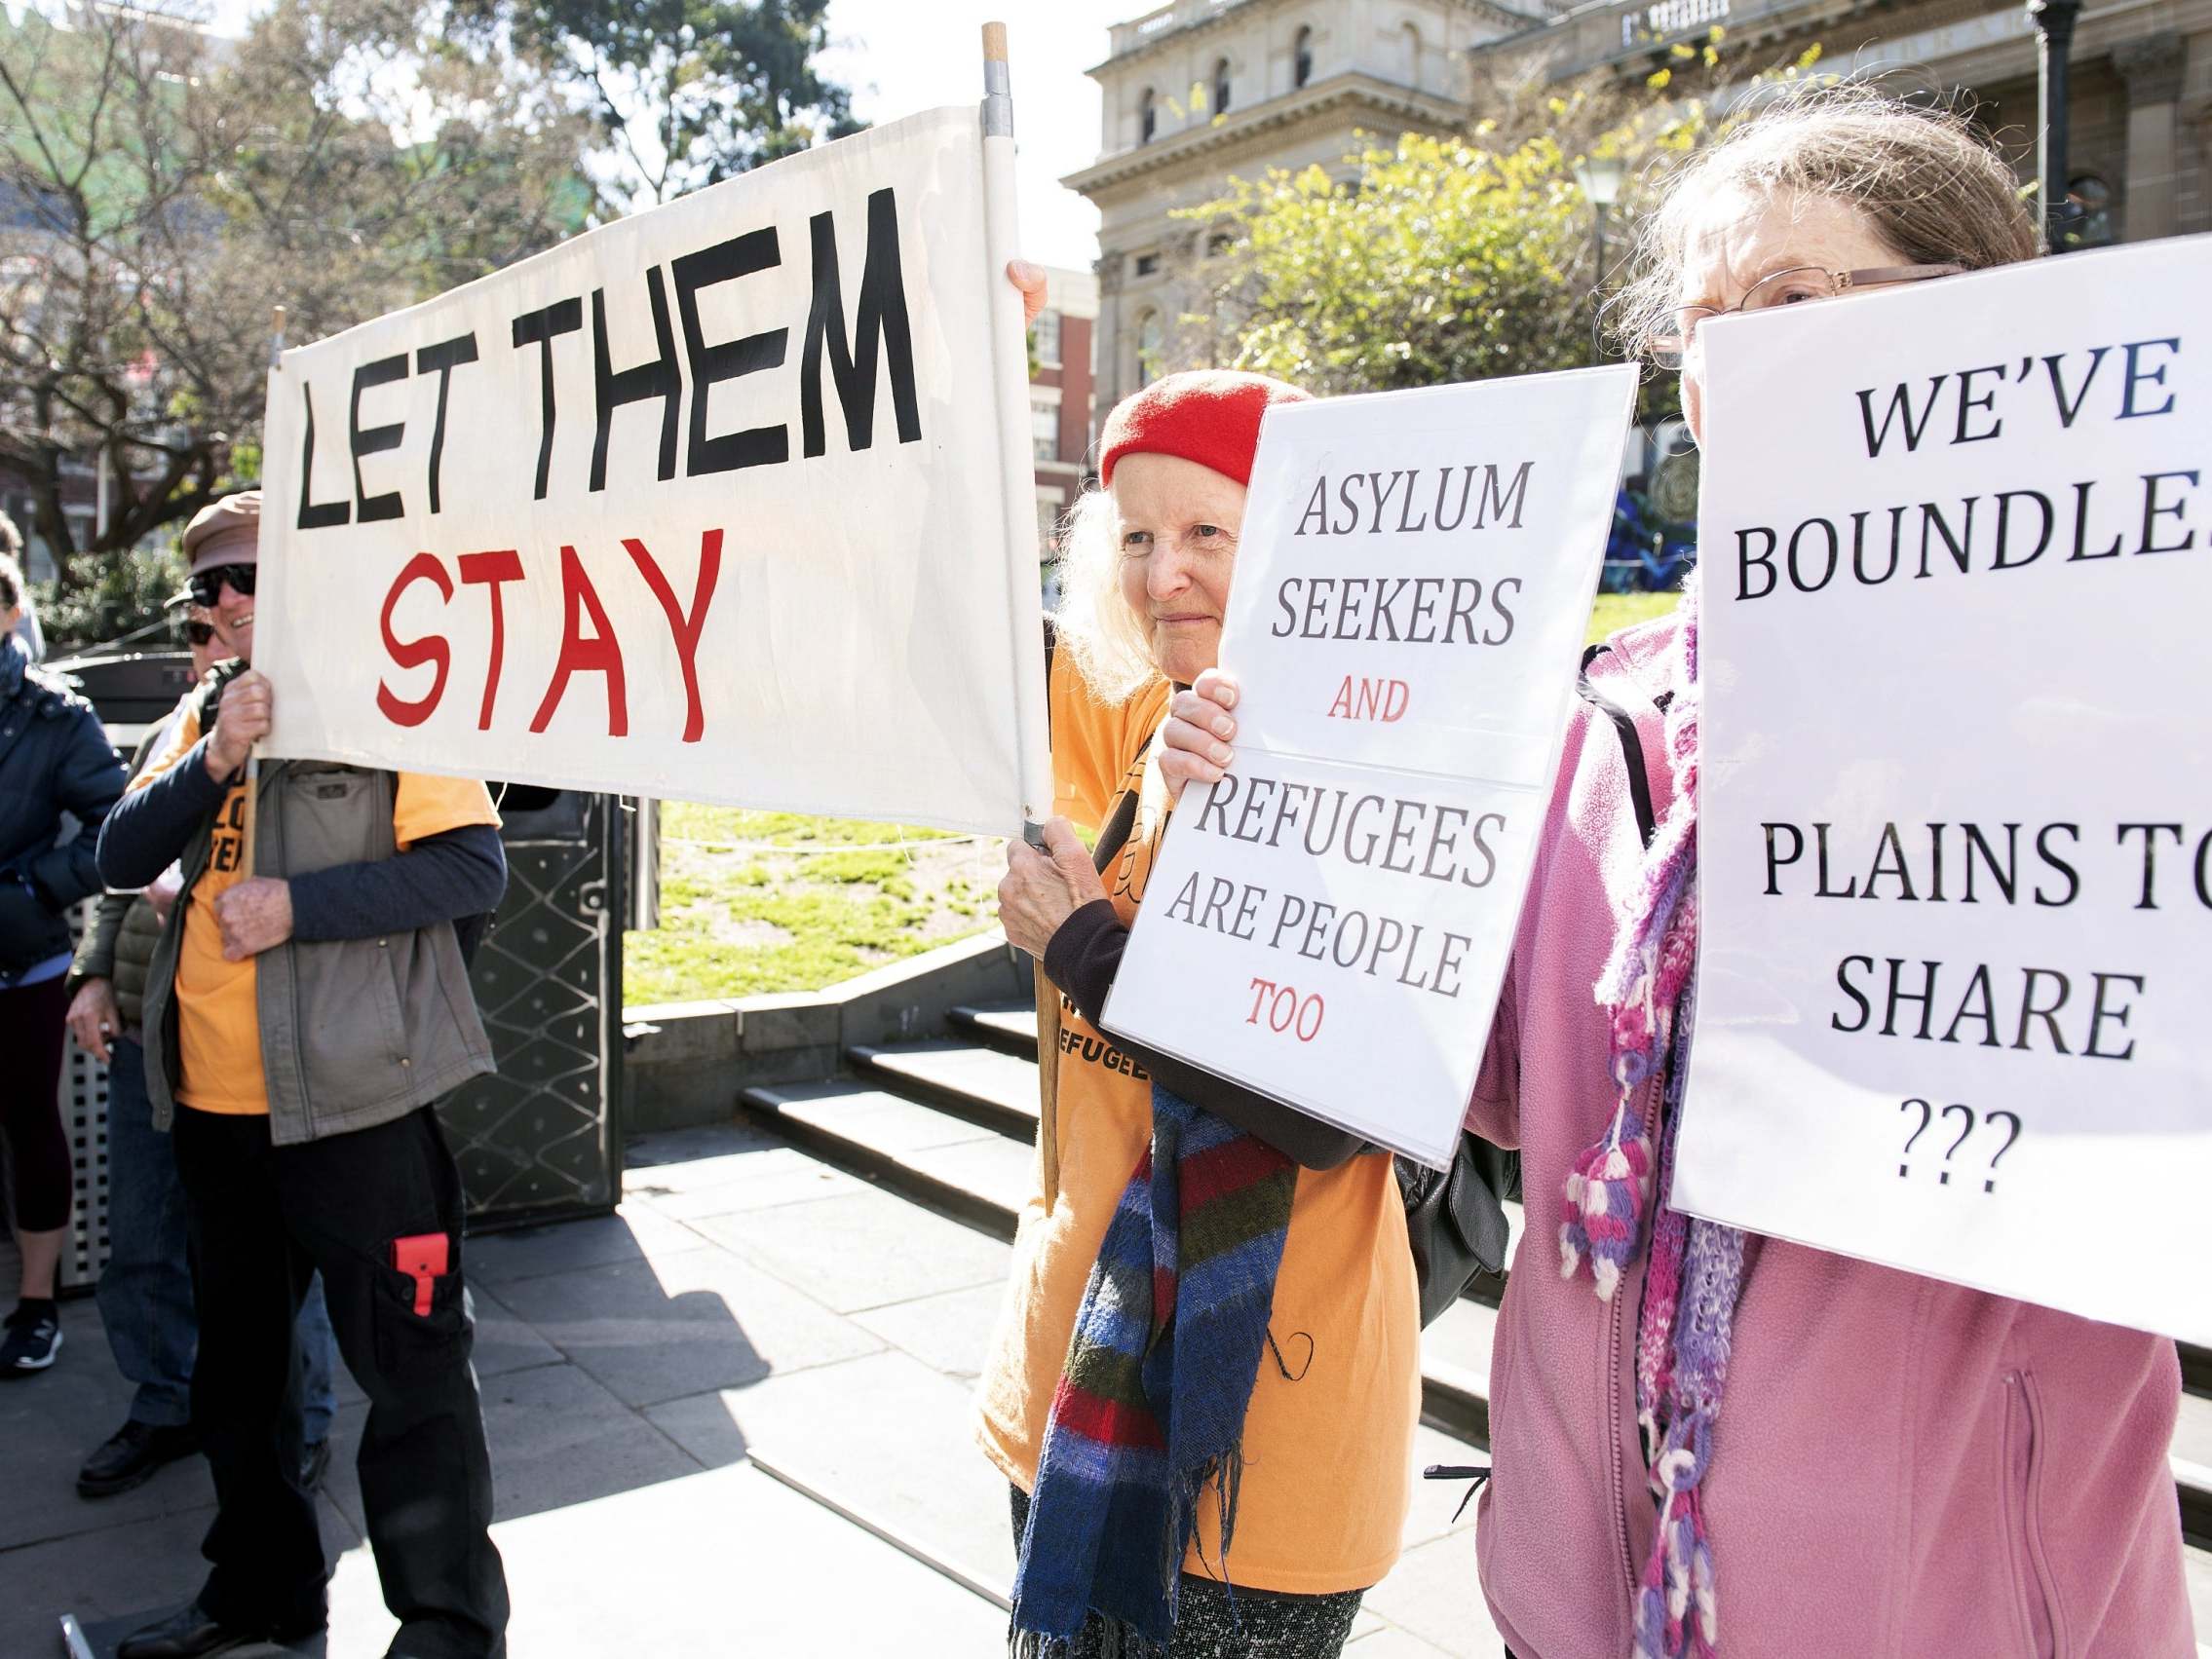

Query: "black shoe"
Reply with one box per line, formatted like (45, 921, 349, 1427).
(296, 1436, 330, 1491)
(0, 1301, 61, 1376)
(115, 1601, 319, 1659)
(78, 1418, 202, 1497)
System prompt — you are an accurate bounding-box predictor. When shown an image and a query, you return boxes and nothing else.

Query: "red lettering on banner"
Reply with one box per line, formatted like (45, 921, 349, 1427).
(457, 550, 524, 731)
(377, 552, 453, 727)
(530, 546, 629, 736)
(1325, 674, 1410, 723)
(623, 530, 721, 742)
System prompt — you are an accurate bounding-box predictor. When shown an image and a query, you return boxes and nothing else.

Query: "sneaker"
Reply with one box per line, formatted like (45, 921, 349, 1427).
(0, 1301, 61, 1376)
(78, 1418, 202, 1497)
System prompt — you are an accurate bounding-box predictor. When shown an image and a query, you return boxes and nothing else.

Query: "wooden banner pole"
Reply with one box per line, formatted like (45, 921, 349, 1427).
(979, 21, 1063, 1206)
(239, 304, 286, 878)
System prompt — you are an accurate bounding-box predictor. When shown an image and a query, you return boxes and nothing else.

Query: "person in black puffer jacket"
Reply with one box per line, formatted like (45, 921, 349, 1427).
(0, 552, 129, 1376)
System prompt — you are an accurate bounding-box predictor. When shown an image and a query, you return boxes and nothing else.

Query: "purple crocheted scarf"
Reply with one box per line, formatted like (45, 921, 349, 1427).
(1558, 577, 1747, 1659)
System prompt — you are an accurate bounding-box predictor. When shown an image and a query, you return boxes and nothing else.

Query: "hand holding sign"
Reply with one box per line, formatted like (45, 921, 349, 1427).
(998, 817, 1107, 957)
(1159, 672, 1240, 803)
(205, 672, 273, 781)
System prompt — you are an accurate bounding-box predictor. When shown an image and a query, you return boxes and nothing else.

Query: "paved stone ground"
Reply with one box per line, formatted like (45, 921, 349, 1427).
(0, 1122, 1500, 1658)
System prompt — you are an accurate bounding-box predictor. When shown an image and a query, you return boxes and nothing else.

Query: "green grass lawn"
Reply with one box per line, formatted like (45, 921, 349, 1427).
(623, 805, 1002, 1005)
(1587, 588, 1681, 645)
(626, 586, 1689, 1004)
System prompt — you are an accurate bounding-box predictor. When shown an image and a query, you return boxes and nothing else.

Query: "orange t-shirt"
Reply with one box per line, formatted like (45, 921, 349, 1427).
(974, 655, 1420, 1596)
(130, 708, 502, 1114)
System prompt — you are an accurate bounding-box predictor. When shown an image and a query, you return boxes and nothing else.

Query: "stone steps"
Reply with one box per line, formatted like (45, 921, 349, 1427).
(745, 1001, 2212, 1552)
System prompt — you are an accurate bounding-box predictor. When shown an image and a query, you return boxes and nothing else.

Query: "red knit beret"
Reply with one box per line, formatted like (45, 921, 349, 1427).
(1097, 369, 1311, 489)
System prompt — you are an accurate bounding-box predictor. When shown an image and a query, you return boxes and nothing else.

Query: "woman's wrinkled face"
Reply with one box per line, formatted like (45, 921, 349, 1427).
(1112, 452, 1246, 686)
(1677, 187, 1904, 447)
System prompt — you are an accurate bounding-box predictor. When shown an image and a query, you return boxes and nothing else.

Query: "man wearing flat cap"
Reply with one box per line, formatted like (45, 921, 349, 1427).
(99, 490, 514, 1659)
(68, 586, 343, 1503)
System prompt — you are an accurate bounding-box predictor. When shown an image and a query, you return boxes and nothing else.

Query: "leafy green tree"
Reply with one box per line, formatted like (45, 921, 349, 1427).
(0, 0, 591, 603)
(471, 0, 861, 207)
(1185, 42, 1819, 405)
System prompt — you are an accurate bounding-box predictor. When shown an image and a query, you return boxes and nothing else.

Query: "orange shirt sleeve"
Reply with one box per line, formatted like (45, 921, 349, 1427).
(127, 701, 203, 794)
(393, 773, 503, 852)
(1049, 648, 1168, 834)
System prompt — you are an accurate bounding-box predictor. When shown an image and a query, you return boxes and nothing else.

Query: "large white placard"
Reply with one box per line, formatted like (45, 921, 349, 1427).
(1104, 369, 1639, 1166)
(1676, 236, 2212, 1344)
(255, 106, 1047, 834)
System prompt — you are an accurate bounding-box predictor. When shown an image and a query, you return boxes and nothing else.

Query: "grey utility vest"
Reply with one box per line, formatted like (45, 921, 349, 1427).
(140, 756, 496, 1145)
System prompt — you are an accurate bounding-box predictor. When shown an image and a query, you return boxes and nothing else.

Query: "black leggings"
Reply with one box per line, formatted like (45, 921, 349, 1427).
(0, 976, 72, 1232)
(1008, 1486, 1364, 1657)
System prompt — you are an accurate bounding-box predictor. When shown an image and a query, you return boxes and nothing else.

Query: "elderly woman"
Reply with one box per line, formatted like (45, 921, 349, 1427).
(1158, 94, 2193, 1657)
(981, 370, 1429, 1656)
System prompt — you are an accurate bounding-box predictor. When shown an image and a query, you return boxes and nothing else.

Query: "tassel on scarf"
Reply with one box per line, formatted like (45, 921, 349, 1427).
(1558, 1075, 1655, 1300)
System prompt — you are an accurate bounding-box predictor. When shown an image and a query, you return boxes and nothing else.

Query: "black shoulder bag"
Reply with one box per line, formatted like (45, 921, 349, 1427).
(1395, 643, 1663, 1330)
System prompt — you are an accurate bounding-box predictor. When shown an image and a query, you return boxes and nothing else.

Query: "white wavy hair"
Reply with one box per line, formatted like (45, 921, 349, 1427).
(1049, 485, 1161, 705)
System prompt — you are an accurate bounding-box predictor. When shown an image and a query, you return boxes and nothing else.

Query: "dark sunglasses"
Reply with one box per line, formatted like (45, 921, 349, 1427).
(187, 563, 257, 608)
(183, 620, 216, 647)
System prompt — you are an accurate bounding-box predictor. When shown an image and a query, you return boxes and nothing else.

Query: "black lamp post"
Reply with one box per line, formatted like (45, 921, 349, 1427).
(2027, 0, 2083, 248)
(1575, 153, 1628, 340)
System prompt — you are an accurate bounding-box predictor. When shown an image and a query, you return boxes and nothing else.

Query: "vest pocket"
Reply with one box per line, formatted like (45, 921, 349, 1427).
(2001, 1369, 2065, 1659)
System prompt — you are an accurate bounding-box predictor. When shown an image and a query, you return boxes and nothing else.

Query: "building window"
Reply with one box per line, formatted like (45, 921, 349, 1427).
(1038, 499, 1062, 555)
(1139, 88, 1156, 144)
(1213, 57, 1232, 114)
(1402, 21, 1421, 83)
(1032, 399, 1060, 463)
(1034, 308, 1062, 366)
(1294, 26, 1314, 89)
(1136, 311, 1164, 385)
(1133, 251, 1160, 277)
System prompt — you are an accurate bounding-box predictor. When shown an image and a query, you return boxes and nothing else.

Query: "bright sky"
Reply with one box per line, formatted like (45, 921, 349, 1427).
(822, 2, 1124, 272)
(199, 0, 1125, 272)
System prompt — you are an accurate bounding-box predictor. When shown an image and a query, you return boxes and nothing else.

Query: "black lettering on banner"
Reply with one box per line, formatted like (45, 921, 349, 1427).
(590, 269, 681, 491)
(413, 330, 479, 514)
(295, 381, 351, 530)
(512, 297, 583, 501)
(801, 186, 923, 459)
(349, 353, 409, 524)
(673, 228, 790, 475)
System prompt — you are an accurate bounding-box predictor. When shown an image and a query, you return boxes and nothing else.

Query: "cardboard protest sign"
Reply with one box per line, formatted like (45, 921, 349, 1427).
(1676, 235, 2212, 1345)
(1104, 369, 1639, 1166)
(255, 106, 1049, 835)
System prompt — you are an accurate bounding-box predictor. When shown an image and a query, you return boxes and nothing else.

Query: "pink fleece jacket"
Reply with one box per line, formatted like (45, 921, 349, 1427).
(1465, 611, 2192, 1659)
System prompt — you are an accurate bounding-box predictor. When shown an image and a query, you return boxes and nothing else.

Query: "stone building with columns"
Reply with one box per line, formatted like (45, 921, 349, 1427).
(1465, 0, 2206, 250)
(1067, 0, 2205, 445)
(1064, 0, 1520, 422)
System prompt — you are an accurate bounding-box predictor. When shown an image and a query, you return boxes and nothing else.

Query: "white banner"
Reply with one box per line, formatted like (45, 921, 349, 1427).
(1676, 236, 2212, 1344)
(1104, 369, 1639, 1166)
(255, 106, 1048, 835)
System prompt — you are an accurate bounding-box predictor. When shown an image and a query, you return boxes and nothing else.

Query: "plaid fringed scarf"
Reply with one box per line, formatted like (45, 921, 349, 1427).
(1010, 1083, 1299, 1655)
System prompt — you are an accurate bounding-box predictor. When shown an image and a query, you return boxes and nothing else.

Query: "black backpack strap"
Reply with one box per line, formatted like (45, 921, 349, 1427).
(1091, 732, 1156, 876)
(1579, 644, 1659, 851)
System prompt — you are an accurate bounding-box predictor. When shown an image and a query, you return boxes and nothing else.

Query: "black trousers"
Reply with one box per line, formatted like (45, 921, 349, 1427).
(172, 1104, 509, 1658)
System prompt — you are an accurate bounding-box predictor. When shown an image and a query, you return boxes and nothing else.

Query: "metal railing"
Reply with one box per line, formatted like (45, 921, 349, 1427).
(1502, 0, 1832, 74)
(1109, 0, 1243, 57)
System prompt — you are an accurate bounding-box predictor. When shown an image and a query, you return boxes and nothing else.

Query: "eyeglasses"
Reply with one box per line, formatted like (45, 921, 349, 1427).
(1649, 263, 1965, 369)
(187, 563, 256, 608)
(183, 620, 215, 647)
